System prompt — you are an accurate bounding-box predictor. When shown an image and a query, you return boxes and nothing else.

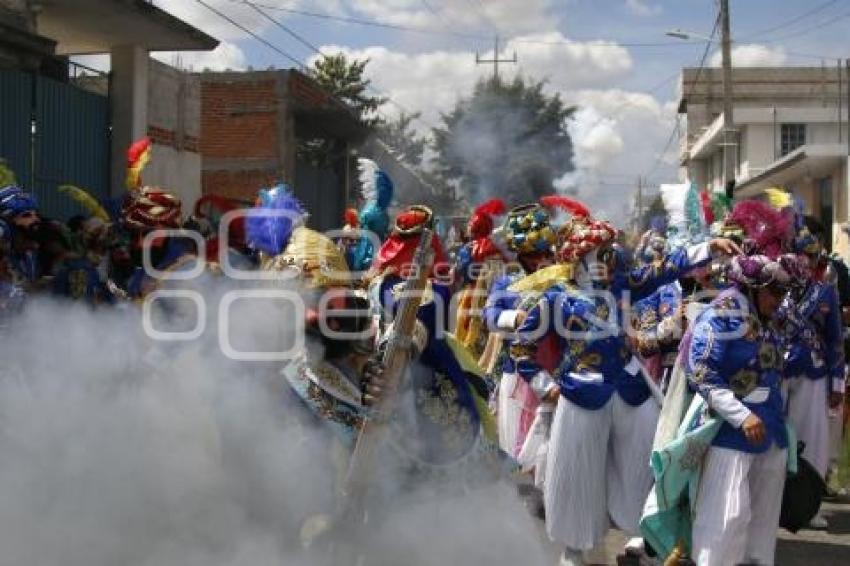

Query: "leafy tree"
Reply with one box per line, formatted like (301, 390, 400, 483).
(299, 54, 387, 168)
(376, 112, 427, 167)
(310, 53, 386, 127)
(432, 76, 576, 205)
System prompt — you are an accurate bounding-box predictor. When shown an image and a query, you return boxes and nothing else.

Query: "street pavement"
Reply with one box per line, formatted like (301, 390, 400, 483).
(541, 498, 850, 565)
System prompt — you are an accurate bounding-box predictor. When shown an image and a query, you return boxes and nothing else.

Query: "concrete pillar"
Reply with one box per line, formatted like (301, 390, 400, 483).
(110, 44, 149, 195)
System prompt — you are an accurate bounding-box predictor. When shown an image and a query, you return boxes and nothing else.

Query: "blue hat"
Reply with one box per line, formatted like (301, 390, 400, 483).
(0, 185, 37, 219)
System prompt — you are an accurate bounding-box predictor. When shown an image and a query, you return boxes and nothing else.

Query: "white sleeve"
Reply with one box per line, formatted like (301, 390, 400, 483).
(530, 370, 557, 399)
(686, 241, 711, 264)
(496, 309, 521, 331)
(707, 388, 752, 428)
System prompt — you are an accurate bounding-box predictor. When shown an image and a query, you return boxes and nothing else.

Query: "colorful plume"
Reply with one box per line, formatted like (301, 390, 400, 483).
(125, 137, 152, 190)
(58, 185, 111, 222)
(764, 187, 793, 210)
(357, 158, 394, 239)
(245, 185, 304, 256)
(729, 199, 791, 258)
(539, 195, 590, 218)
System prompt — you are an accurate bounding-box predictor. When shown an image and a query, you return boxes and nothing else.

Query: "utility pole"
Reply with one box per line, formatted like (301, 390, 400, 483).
(475, 35, 517, 81)
(720, 0, 736, 194)
(636, 176, 644, 230)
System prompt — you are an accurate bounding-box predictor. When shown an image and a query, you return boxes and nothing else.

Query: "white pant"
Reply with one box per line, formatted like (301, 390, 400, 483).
(787, 376, 830, 478)
(544, 394, 659, 550)
(497, 372, 522, 455)
(692, 445, 787, 566)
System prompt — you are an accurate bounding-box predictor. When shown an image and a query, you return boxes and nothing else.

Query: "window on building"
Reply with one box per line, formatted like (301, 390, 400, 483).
(780, 123, 806, 156)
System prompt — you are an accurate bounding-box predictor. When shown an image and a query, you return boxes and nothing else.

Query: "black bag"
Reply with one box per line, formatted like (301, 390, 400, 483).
(780, 442, 827, 533)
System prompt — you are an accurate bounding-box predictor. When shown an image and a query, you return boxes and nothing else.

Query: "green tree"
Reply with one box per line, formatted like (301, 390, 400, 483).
(299, 54, 387, 168)
(376, 112, 427, 167)
(432, 76, 576, 205)
(311, 53, 386, 127)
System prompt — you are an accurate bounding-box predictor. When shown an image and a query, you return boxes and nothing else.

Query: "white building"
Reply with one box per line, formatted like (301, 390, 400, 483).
(679, 66, 850, 259)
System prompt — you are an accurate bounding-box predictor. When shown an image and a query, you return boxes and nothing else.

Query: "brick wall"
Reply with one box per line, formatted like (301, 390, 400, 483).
(200, 77, 279, 160)
(200, 75, 283, 200)
(201, 168, 279, 201)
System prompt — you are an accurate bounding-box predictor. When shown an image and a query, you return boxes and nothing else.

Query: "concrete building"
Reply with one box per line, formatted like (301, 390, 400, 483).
(0, 0, 216, 216)
(679, 66, 850, 257)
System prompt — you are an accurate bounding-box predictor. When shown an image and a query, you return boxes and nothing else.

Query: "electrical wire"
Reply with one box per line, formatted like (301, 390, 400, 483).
(191, 0, 304, 68)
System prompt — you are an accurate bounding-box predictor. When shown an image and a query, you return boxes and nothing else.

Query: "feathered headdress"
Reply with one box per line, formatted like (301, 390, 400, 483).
(357, 158, 394, 240)
(121, 186, 182, 231)
(0, 159, 17, 188)
(58, 185, 111, 222)
(468, 198, 506, 239)
(539, 195, 590, 219)
(245, 184, 304, 256)
(0, 185, 37, 220)
(344, 208, 359, 230)
(126, 137, 152, 191)
(726, 199, 791, 258)
(764, 187, 815, 255)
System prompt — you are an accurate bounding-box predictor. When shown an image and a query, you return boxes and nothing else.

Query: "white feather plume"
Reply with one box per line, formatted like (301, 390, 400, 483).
(659, 182, 689, 232)
(357, 158, 379, 203)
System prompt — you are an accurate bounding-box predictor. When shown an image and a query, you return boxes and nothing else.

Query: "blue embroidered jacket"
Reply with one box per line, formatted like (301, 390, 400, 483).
(687, 290, 788, 454)
(515, 244, 711, 410)
(481, 271, 528, 375)
(780, 281, 845, 390)
(633, 282, 683, 364)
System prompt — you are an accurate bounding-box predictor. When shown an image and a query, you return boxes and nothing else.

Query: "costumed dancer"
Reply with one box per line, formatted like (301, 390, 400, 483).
(120, 138, 193, 299)
(345, 158, 393, 274)
(685, 252, 797, 566)
(0, 184, 41, 289)
(513, 200, 738, 565)
(481, 201, 558, 460)
(191, 193, 252, 270)
(52, 185, 117, 304)
(639, 199, 798, 565)
(368, 205, 502, 480)
(453, 198, 510, 359)
(632, 184, 730, 391)
(768, 190, 846, 529)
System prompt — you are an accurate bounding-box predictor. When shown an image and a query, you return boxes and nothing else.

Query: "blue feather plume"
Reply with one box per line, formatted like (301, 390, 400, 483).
(357, 158, 394, 239)
(246, 184, 304, 256)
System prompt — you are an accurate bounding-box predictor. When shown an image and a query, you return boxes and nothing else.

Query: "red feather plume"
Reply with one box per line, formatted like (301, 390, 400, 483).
(699, 191, 714, 225)
(539, 195, 590, 218)
(473, 198, 506, 218)
(344, 207, 359, 227)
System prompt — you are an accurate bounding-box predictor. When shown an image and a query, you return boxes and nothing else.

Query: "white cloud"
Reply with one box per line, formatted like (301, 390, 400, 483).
(351, 0, 560, 35)
(312, 36, 678, 223)
(625, 0, 661, 17)
(710, 43, 788, 67)
(315, 32, 633, 129)
(552, 89, 677, 221)
(153, 41, 248, 71)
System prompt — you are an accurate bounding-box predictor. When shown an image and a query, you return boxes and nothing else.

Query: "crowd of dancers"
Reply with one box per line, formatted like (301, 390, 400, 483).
(0, 137, 848, 566)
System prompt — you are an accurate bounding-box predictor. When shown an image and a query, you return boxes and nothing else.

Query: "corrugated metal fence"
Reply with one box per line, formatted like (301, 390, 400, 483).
(0, 69, 109, 220)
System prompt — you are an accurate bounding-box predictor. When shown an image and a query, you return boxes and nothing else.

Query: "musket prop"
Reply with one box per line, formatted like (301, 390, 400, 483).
(338, 226, 435, 529)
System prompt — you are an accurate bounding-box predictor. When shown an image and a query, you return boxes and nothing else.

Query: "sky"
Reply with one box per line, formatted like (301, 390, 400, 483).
(75, 0, 849, 218)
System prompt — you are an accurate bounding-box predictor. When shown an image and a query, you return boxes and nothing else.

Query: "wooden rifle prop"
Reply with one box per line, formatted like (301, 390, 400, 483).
(316, 225, 435, 559)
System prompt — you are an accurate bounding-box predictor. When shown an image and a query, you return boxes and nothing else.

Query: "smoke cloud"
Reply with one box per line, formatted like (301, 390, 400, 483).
(0, 278, 553, 565)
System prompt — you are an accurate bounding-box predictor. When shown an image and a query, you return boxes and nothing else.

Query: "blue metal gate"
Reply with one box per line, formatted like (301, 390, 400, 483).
(0, 69, 109, 220)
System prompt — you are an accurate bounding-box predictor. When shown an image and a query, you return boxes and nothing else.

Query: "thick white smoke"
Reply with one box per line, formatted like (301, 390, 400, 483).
(0, 279, 553, 566)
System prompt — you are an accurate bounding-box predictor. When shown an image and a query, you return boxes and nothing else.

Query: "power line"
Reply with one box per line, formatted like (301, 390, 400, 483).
(643, 14, 720, 182)
(231, 1, 710, 48)
(760, 7, 850, 43)
(192, 0, 304, 68)
(246, 2, 324, 57)
(740, 0, 840, 39)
